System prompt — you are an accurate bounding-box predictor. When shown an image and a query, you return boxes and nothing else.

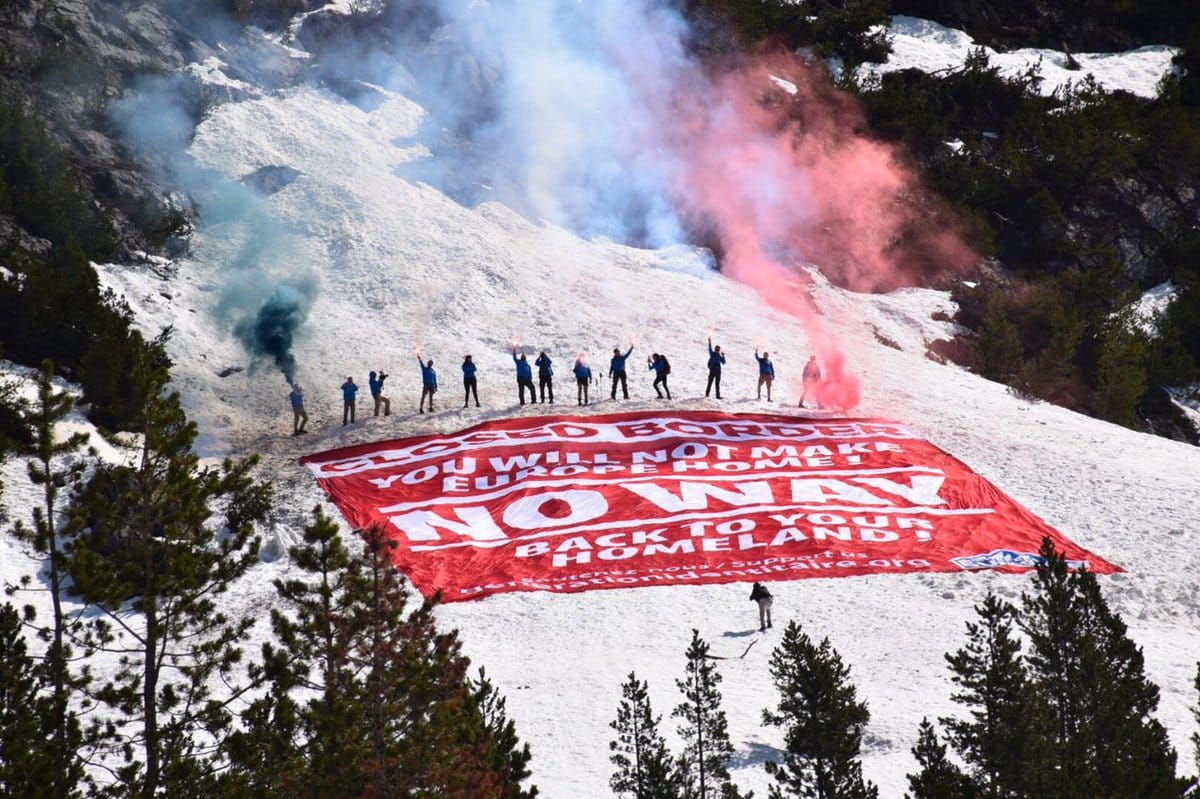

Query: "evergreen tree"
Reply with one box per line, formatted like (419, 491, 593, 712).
(1020, 537, 1187, 798)
(762, 620, 877, 799)
(672, 629, 742, 799)
(905, 719, 975, 799)
(940, 592, 1043, 797)
(225, 517, 537, 798)
(610, 671, 679, 799)
(0, 602, 57, 797)
(10, 361, 90, 799)
(64, 345, 272, 799)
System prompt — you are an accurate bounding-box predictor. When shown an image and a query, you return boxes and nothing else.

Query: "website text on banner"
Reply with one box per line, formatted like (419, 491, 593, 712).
(300, 411, 1119, 602)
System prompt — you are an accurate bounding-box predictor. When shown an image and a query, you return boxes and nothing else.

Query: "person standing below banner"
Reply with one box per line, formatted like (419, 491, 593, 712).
(341, 376, 357, 425)
(418, 355, 437, 413)
(462, 355, 480, 408)
(800, 355, 822, 409)
(369, 369, 391, 416)
(755, 348, 775, 402)
(535, 350, 554, 403)
(574, 354, 593, 405)
(289, 383, 308, 435)
(705, 337, 726, 399)
(609, 342, 634, 400)
(750, 581, 773, 632)
(648, 353, 671, 399)
(512, 347, 536, 405)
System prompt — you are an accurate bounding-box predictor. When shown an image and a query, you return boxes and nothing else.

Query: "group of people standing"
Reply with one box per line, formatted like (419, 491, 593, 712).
(286, 338, 826, 434)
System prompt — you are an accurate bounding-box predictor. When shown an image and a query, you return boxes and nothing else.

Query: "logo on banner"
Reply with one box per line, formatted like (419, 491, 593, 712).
(301, 411, 1119, 601)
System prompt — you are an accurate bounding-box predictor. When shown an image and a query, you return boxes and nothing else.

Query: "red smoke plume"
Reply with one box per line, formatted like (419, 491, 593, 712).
(657, 49, 975, 410)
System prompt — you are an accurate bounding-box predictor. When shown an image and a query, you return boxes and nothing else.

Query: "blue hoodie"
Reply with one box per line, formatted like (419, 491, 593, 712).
(609, 346, 634, 375)
(369, 371, 386, 395)
(341, 380, 357, 402)
(535, 353, 553, 378)
(707, 342, 726, 372)
(513, 352, 533, 380)
(650, 357, 669, 376)
(417, 356, 436, 387)
(574, 360, 592, 381)
(756, 353, 775, 378)
(462, 361, 477, 380)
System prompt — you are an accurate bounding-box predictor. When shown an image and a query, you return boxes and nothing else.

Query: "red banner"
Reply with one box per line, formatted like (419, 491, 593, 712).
(300, 411, 1119, 602)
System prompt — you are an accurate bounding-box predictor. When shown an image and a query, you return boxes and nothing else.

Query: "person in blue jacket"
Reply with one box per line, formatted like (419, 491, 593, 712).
(462, 355, 480, 408)
(706, 337, 726, 399)
(755, 348, 775, 401)
(535, 351, 554, 403)
(512, 347, 536, 405)
(609, 343, 634, 400)
(341, 376, 357, 425)
(417, 355, 437, 413)
(289, 383, 308, 435)
(574, 355, 593, 405)
(369, 369, 391, 416)
(648, 353, 671, 399)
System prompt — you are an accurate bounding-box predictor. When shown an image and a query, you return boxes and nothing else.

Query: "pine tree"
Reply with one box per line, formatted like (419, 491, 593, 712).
(940, 592, 1043, 797)
(1020, 537, 1187, 798)
(672, 629, 741, 799)
(0, 602, 57, 797)
(762, 620, 877, 799)
(9, 360, 90, 799)
(225, 516, 537, 798)
(610, 671, 679, 799)
(64, 346, 272, 799)
(905, 719, 975, 799)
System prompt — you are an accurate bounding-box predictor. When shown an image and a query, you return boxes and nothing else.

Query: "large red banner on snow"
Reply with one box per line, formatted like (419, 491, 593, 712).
(300, 411, 1118, 602)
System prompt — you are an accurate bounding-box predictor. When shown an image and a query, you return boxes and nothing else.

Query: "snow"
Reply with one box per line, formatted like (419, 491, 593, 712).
(1132, 280, 1178, 334)
(855, 16, 1179, 99)
(4, 25, 1197, 799)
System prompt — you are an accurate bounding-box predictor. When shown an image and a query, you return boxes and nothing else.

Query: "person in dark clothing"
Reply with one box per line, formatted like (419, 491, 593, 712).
(800, 355, 822, 409)
(418, 356, 437, 413)
(535, 351, 554, 403)
(512, 348, 536, 405)
(369, 370, 391, 416)
(755, 349, 775, 401)
(648, 353, 671, 399)
(341, 376, 357, 425)
(609, 344, 633, 400)
(705, 338, 726, 399)
(750, 582, 773, 631)
(574, 355, 593, 405)
(289, 383, 308, 435)
(462, 355, 480, 408)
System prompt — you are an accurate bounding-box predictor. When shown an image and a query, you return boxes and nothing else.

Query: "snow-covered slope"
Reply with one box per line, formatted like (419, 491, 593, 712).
(854, 15, 1179, 99)
(79, 66, 1200, 796)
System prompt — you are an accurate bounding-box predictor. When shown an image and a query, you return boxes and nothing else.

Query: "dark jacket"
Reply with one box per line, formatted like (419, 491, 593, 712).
(708, 342, 726, 373)
(513, 353, 533, 381)
(535, 354, 553, 378)
(462, 361, 477, 380)
(369, 372, 387, 395)
(574, 360, 592, 381)
(756, 354, 775, 378)
(341, 381, 357, 402)
(610, 346, 633, 375)
(418, 357, 437, 387)
(803, 360, 822, 381)
(651, 357, 669, 376)
(750, 583, 772, 601)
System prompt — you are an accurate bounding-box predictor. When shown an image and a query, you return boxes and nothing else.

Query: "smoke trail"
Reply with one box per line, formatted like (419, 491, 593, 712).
(319, 0, 974, 409)
(108, 70, 317, 383)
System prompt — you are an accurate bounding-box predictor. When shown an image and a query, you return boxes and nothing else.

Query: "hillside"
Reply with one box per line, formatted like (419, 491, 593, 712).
(1, 2, 1199, 797)
(88, 46, 1200, 798)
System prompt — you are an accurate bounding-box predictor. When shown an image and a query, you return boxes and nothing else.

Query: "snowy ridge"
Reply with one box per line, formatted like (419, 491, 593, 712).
(0, 15, 1176, 796)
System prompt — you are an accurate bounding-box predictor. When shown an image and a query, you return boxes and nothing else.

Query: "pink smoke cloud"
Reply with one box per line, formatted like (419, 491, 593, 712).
(646, 49, 976, 411)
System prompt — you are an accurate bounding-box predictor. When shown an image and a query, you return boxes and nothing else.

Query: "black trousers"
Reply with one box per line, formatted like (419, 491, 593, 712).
(652, 374, 670, 398)
(577, 377, 589, 404)
(464, 377, 479, 406)
(517, 377, 536, 405)
(611, 372, 628, 399)
(706, 370, 722, 398)
(539, 375, 554, 403)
